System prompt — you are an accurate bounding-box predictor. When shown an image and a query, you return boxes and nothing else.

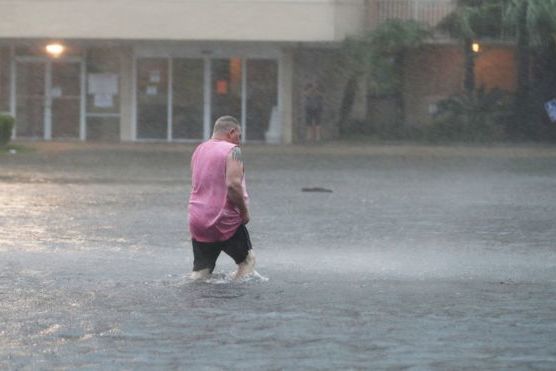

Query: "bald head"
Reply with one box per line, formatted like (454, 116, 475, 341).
(213, 116, 240, 135)
(212, 115, 241, 144)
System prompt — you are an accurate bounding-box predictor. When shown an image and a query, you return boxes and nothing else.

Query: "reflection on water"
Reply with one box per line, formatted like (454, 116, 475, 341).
(1, 144, 556, 369)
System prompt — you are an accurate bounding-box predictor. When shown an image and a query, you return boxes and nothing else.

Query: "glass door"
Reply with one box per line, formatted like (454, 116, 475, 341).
(0, 47, 10, 114)
(16, 58, 82, 139)
(137, 58, 168, 139)
(51, 61, 81, 138)
(134, 55, 279, 143)
(246, 59, 278, 141)
(16, 61, 45, 138)
(172, 58, 204, 140)
(211, 58, 242, 124)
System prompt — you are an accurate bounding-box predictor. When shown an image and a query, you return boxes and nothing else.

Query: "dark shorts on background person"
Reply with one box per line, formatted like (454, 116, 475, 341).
(305, 109, 322, 126)
(192, 224, 252, 273)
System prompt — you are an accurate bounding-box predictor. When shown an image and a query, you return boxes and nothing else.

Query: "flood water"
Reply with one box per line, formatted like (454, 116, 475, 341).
(1, 142, 556, 369)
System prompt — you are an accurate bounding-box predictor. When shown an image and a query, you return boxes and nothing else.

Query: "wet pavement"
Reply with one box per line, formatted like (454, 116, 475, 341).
(1, 141, 556, 369)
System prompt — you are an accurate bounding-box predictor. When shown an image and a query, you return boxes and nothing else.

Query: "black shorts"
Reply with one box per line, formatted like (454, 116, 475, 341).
(305, 108, 322, 126)
(192, 225, 252, 273)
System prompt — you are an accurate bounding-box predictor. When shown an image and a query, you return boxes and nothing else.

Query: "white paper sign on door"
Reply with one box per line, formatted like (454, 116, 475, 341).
(94, 94, 114, 108)
(88, 73, 119, 95)
(51, 86, 62, 98)
(149, 70, 161, 83)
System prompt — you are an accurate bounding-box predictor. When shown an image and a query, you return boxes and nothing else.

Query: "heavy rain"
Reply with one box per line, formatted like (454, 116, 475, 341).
(1, 0, 556, 369)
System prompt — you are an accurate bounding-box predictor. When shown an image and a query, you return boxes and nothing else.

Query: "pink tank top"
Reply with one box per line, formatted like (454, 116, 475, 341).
(188, 139, 248, 242)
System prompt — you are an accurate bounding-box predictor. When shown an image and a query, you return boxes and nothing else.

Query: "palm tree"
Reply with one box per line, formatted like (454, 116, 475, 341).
(504, 0, 556, 48)
(503, 0, 556, 136)
(338, 37, 373, 134)
(438, 0, 504, 95)
(340, 19, 429, 129)
(369, 19, 431, 126)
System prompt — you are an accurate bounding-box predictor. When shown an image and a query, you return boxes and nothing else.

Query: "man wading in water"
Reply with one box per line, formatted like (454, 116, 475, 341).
(188, 116, 255, 280)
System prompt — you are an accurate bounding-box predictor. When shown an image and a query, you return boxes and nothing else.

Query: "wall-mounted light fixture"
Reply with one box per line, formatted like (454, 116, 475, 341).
(46, 43, 65, 58)
(472, 42, 480, 53)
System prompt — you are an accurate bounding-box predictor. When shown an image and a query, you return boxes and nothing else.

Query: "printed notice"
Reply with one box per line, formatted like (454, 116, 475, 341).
(94, 94, 113, 108)
(88, 73, 118, 108)
(51, 86, 62, 98)
(149, 70, 161, 83)
(88, 73, 119, 95)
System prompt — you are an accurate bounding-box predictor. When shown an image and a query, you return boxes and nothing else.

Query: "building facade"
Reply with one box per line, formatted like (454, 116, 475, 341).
(0, 0, 367, 144)
(0, 0, 516, 143)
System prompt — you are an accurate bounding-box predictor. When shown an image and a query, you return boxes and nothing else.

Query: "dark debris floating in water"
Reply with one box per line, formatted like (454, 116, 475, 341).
(301, 187, 333, 193)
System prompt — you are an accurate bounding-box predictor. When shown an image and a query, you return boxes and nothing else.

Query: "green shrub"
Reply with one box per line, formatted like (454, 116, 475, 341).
(428, 88, 512, 142)
(0, 114, 14, 146)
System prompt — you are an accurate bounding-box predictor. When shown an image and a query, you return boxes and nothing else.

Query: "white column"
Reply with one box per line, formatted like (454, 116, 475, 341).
(241, 58, 247, 142)
(131, 53, 137, 141)
(9, 46, 16, 138)
(167, 57, 173, 142)
(119, 48, 134, 142)
(278, 50, 294, 144)
(44, 60, 52, 140)
(203, 57, 211, 140)
(80, 58, 87, 141)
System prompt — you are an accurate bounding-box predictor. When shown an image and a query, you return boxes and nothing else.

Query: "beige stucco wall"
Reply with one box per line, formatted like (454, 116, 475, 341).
(0, 0, 365, 42)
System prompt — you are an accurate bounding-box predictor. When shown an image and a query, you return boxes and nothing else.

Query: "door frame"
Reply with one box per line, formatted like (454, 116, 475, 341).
(14, 55, 84, 140)
(133, 44, 282, 143)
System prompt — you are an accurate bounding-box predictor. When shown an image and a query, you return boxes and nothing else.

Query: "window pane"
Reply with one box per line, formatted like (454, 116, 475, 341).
(86, 48, 121, 141)
(137, 58, 168, 139)
(16, 61, 44, 138)
(87, 116, 120, 141)
(86, 48, 121, 115)
(16, 44, 82, 58)
(172, 59, 203, 140)
(211, 58, 242, 124)
(52, 61, 81, 138)
(246, 59, 278, 141)
(0, 47, 10, 113)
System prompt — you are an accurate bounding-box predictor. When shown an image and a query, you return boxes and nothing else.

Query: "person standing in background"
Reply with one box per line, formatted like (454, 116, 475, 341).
(304, 82, 324, 142)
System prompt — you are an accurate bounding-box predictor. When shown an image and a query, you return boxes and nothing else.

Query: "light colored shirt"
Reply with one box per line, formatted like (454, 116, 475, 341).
(188, 139, 248, 242)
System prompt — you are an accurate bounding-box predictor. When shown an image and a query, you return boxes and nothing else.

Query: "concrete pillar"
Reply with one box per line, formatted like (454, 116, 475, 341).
(119, 48, 134, 141)
(279, 49, 294, 144)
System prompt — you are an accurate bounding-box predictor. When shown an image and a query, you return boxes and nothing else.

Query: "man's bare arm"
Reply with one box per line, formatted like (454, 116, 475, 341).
(226, 147, 249, 224)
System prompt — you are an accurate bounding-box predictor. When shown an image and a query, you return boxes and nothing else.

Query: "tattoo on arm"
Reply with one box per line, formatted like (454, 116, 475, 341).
(231, 147, 243, 163)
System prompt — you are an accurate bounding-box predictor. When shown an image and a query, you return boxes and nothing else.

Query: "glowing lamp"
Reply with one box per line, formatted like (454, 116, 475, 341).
(472, 42, 480, 53)
(46, 43, 65, 58)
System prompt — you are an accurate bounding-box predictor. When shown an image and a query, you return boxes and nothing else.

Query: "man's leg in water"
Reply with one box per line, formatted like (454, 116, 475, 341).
(222, 225, 256, 280)
(189, 268, 210, 281)
(190, 268, 211, 280)
(191, 240, 221, 280)
(234, 250, 256, 279)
